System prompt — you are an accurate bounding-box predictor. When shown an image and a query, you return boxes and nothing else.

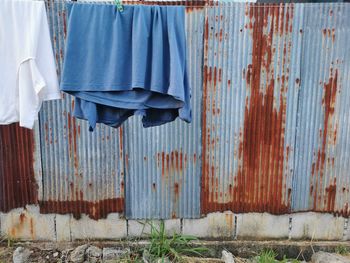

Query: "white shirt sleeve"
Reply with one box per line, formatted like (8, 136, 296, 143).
(18, 2, 61, 129)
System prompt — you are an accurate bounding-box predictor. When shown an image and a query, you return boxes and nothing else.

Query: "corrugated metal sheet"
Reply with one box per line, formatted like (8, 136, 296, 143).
(123, 7, 204, 219)
(38, 1, 125, 220)
(201, 3, 299, 214)
(1, 1, 349, 220)
(292, 3, 350, 216)
(0, 124, 39, 212)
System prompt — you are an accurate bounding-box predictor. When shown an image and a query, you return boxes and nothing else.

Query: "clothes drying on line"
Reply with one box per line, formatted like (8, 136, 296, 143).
(0, 0, 61, 129)
(61, 3, 191, 131)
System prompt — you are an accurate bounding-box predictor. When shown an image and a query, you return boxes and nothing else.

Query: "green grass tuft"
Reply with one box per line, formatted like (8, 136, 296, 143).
(255, 249, 301, 263)
(335, 245, 349, 255)
(143, 221, 209, 262)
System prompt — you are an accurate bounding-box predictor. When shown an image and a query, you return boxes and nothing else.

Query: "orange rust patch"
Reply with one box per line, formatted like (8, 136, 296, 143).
(157, 151, 187, 176)
(119, 127, 124, 160)
(67, 110, 79, 173)
(0, 124, 37, 212)
(40, 198, 124, 220)
(9, 212, 35, 239)
(311, 69, 338, 210)
(185, 6, 205, 13)
(325, 178, 337, 212)
(30, 218, 34, 238)
(201, 5, 293, 214)
(19, 213, 26, 224)
(174, 182, 180, 197)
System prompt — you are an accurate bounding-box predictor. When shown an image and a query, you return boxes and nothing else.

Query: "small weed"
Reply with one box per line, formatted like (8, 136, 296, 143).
(255, 249, 300, 263)
(142, 221, 209, 262)
(281, 255, 300, 263)
(0, 235, 14, 248)
(255, 249, 278, 263)
(335, 245, 349, 255)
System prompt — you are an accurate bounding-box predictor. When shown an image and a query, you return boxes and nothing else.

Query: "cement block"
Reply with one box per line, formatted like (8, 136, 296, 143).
(344, 219, 350, 241)
(290, 212, 345, 240)
(55, 214, 71, 241)
(127, 219, 181, 237)
(236, 213, 290, 240)
(183, 212, 235, 238)
(70, 213, 127, 240)
(0, 205, 55, 241)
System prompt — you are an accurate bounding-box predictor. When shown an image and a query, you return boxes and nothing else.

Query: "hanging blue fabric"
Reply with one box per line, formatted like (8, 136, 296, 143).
(61, 3, 191, 131)
(114, 0, 123, 12)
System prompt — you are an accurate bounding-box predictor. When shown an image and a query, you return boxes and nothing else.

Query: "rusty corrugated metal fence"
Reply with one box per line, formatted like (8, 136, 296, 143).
(0, 1, 349, 220)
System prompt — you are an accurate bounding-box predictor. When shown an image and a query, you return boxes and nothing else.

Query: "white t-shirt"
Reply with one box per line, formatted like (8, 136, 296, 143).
(0, 0, 61, 129)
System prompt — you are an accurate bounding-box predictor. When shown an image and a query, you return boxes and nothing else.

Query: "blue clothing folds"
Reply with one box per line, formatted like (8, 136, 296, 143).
(61, 3, 191, 131)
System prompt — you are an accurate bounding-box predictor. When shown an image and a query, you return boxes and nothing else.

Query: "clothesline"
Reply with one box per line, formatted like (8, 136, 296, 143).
(38, 0, 349, 8)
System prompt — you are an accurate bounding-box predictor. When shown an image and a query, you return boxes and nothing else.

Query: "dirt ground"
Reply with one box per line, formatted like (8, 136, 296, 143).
(1, 240, 350, 262)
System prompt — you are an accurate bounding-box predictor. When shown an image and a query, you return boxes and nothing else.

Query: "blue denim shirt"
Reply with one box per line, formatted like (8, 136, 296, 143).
(61, 3, 191, 131)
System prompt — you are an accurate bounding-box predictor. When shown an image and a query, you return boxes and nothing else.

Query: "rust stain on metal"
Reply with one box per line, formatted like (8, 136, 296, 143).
(62, 10, 67, 38)
(202, 4, 293, 214)
(67, 105, 79, 173)
(40, 198, 124, 220)
(0, 124, 38, 212)
(125, 153, 129, 170)
(157, 151, 186, 176)
(119, 127, 124, 160)
(311, 69, 338, 209)
(9, 212, 35, 239)
(185, 6, 205, 13)
(213, 66, 217, 89)
(322, 28, 336, 42)
(174, 182, 180, 198)
(201, 12, 212, 212)
(325, 178, 337, 212)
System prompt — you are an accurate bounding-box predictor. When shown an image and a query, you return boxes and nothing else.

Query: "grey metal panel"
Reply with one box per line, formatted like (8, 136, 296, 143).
(35, 1, 350, 220)
(39, 1, 125, 220)
(124, 8, 204, 219)
(201, 3, 299, 214)
(292, 3, 350, 215)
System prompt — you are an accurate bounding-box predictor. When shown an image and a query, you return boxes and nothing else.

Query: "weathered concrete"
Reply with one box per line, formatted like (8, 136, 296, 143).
(236, 213, 290, 240)
(343, 219, 349, 241)
(86, 245, 102, 263)
(70, 213, 127, 240)
(291, 213, 345, 240)
(0, 206, 55, 241)
(311, 251, 350, 263)
(13, 247, 32, 263)
(0, 209, 349, 241)
(102, 247, 130, 262)
(55, 214, 71, 242)
(69, 244, 88, 263)
(183, 212, 235, 238)
(221, 250, 235, 263)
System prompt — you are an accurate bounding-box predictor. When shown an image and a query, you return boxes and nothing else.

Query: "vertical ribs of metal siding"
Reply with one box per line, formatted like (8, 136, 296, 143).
(201, 3, 299, 214)
(0, 124, 40, 212)
(36, 1, 350, 220)
(292, 3, 350, 216)
(38, 1, 125, 220)
(124, 8, 204, 219)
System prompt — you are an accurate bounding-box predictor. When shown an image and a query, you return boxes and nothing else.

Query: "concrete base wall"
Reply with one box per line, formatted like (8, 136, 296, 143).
(0, 206, 348, 241)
